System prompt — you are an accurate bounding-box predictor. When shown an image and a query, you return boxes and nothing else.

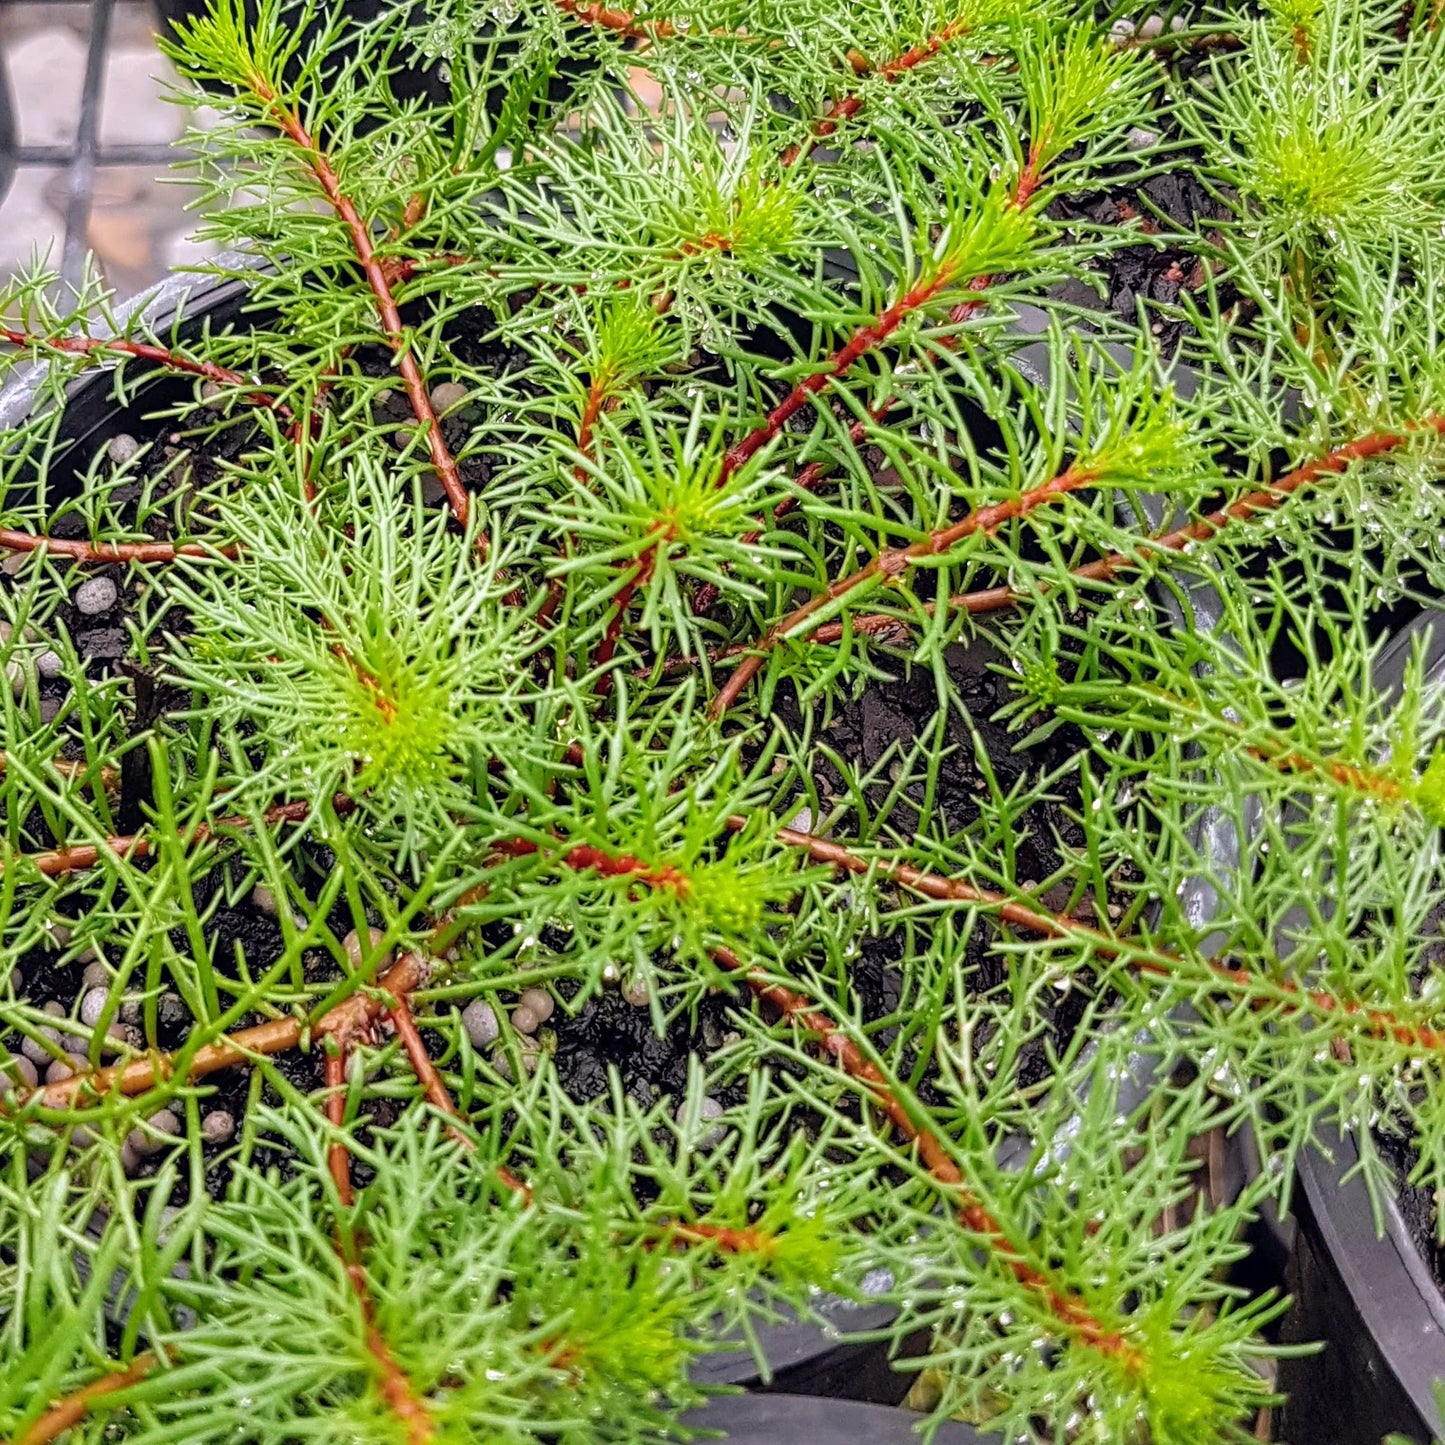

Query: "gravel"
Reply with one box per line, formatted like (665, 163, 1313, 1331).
(251, 884, 278, 917)
(107, 433, 140, 464)
(81, 961, 109, 990)
(429, 380, 469, 413)
(45, 1054, 86, 1084)
(35, 650, 64, 679)
(79, 989, 109, 1028)
(621, 976, 650, 1008)
(201, 1109, 236, 1145)
(462, 999, 500, 1049)
(1, 1056, 38, 1089)
(511, 1005, 540, 1035)
(129, 1108, 182, 1157)
(74, 576, 119, 616)
(517, 987, 554, 1024)
(343, 927, 387, 968)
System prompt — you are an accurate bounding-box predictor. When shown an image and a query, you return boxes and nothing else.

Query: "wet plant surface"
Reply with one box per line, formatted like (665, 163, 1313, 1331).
(6, 4, 1445, 1445)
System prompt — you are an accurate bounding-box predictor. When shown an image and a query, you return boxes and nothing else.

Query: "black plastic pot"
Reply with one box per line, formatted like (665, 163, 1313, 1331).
(1275, 606, 1445, 1445)
(676, 1393, 988, 1443)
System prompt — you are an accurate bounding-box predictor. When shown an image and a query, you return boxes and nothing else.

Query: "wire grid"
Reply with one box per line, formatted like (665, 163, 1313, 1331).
(1, 0, 202, 296)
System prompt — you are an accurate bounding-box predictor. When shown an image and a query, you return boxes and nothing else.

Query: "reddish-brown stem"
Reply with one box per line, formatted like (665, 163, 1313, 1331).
(27, 950, 425, 1111)
(715, 263, 961, 492)
(0, 753, 119, 792)
(324, 1042, 355, 1209)
(494, 835, 690, 894)
(575, 378, 608, 480)
(655, 1220, 776, 1254)
(770, 822, 1445, 1058)
(386, 993, 475, 1150)
(12, 1352, 161, 1445)
(250, 81, 472, 539)
(553, 0, 677, 39)
(926, 416, 1445, 623)
(342, 1260, 436, 1445)
(593, 545, 658, 693)
(1252, 746, 1407, 803)
(0, 529, 234, 566)
(0, 329, 287, 417)
(780, 17, 973, 166)
(9, 791, 358, 879)
(709, 462, 1098, 717)
(710, 945, 1141, 1362)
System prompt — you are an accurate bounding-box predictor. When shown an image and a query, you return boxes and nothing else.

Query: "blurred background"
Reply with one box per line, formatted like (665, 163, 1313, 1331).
(0, 0, 214, 299)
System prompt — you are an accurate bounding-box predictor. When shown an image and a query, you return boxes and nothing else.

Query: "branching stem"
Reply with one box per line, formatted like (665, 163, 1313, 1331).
(248, 79, 473, 539)
(10, 1352, 161, 1445)
(709, 462, 1098, 715)
(0, 329, 287, 417)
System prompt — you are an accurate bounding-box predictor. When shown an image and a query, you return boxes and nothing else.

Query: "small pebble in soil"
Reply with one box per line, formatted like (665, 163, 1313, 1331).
(35, 649, 64, 679)
(678, 1095, 727, 1148)
(129, 1108, 182, 1157)
(343, 927, 388, 968)
(1109, 16, 1135, 40)
(491, 1035, 540, 1080)
(2, 1055, 39, 1089)
(429, 381, 469, 413)
(251, 883, 278, 917)
(601, 963, 621, 986)
(120, 1140, 142, 1175)
(5, 659, 25, 700)
(201, 1109, 236, 1145)
(621, 976, 650, 1008)
(158, 993, 186, 1026)
(7, 967, 20, 995)
(1138, 13, 1165, 37)
(107, 433, 140, 464)
(80, 960, 109, 990)
(45, 1054, 87, 1085)
(79, 989, 109, 1028)
(511, 1004, 540, 1036)
(1126, 127, 1160, 151)
(517, 987, 554, 1024)
(393, 425, 417, 450)
(201, 381, 227, 409)
(74, 576, 118, 616)
(461, 999, 499, 1049)
(120, 999, 141, 1024)
(20, 1029, 60, 1065)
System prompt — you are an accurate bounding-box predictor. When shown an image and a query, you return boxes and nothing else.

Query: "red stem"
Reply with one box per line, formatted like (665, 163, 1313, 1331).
(709, 462, 1098, 717)
(10, 792, 358, 879)
(250, 81, 473, 540)
(924, 416, 1445, 624)
(324, 1042, 355, 1209)
(711, 945, 1141, 1361)
(715, 263, 961, 491)
(13, 1353, 161, 1445)
(780, 18, 973, 166)
(593, 545, 658, 693)
(553, 0, 677, 39)
(386, 993, 475, 1150)
(0, 329, 288, 417)
(0, 529, 234, 566)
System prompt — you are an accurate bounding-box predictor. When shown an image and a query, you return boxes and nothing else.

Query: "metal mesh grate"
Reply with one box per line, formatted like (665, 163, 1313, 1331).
(0, 0, 204, 296)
